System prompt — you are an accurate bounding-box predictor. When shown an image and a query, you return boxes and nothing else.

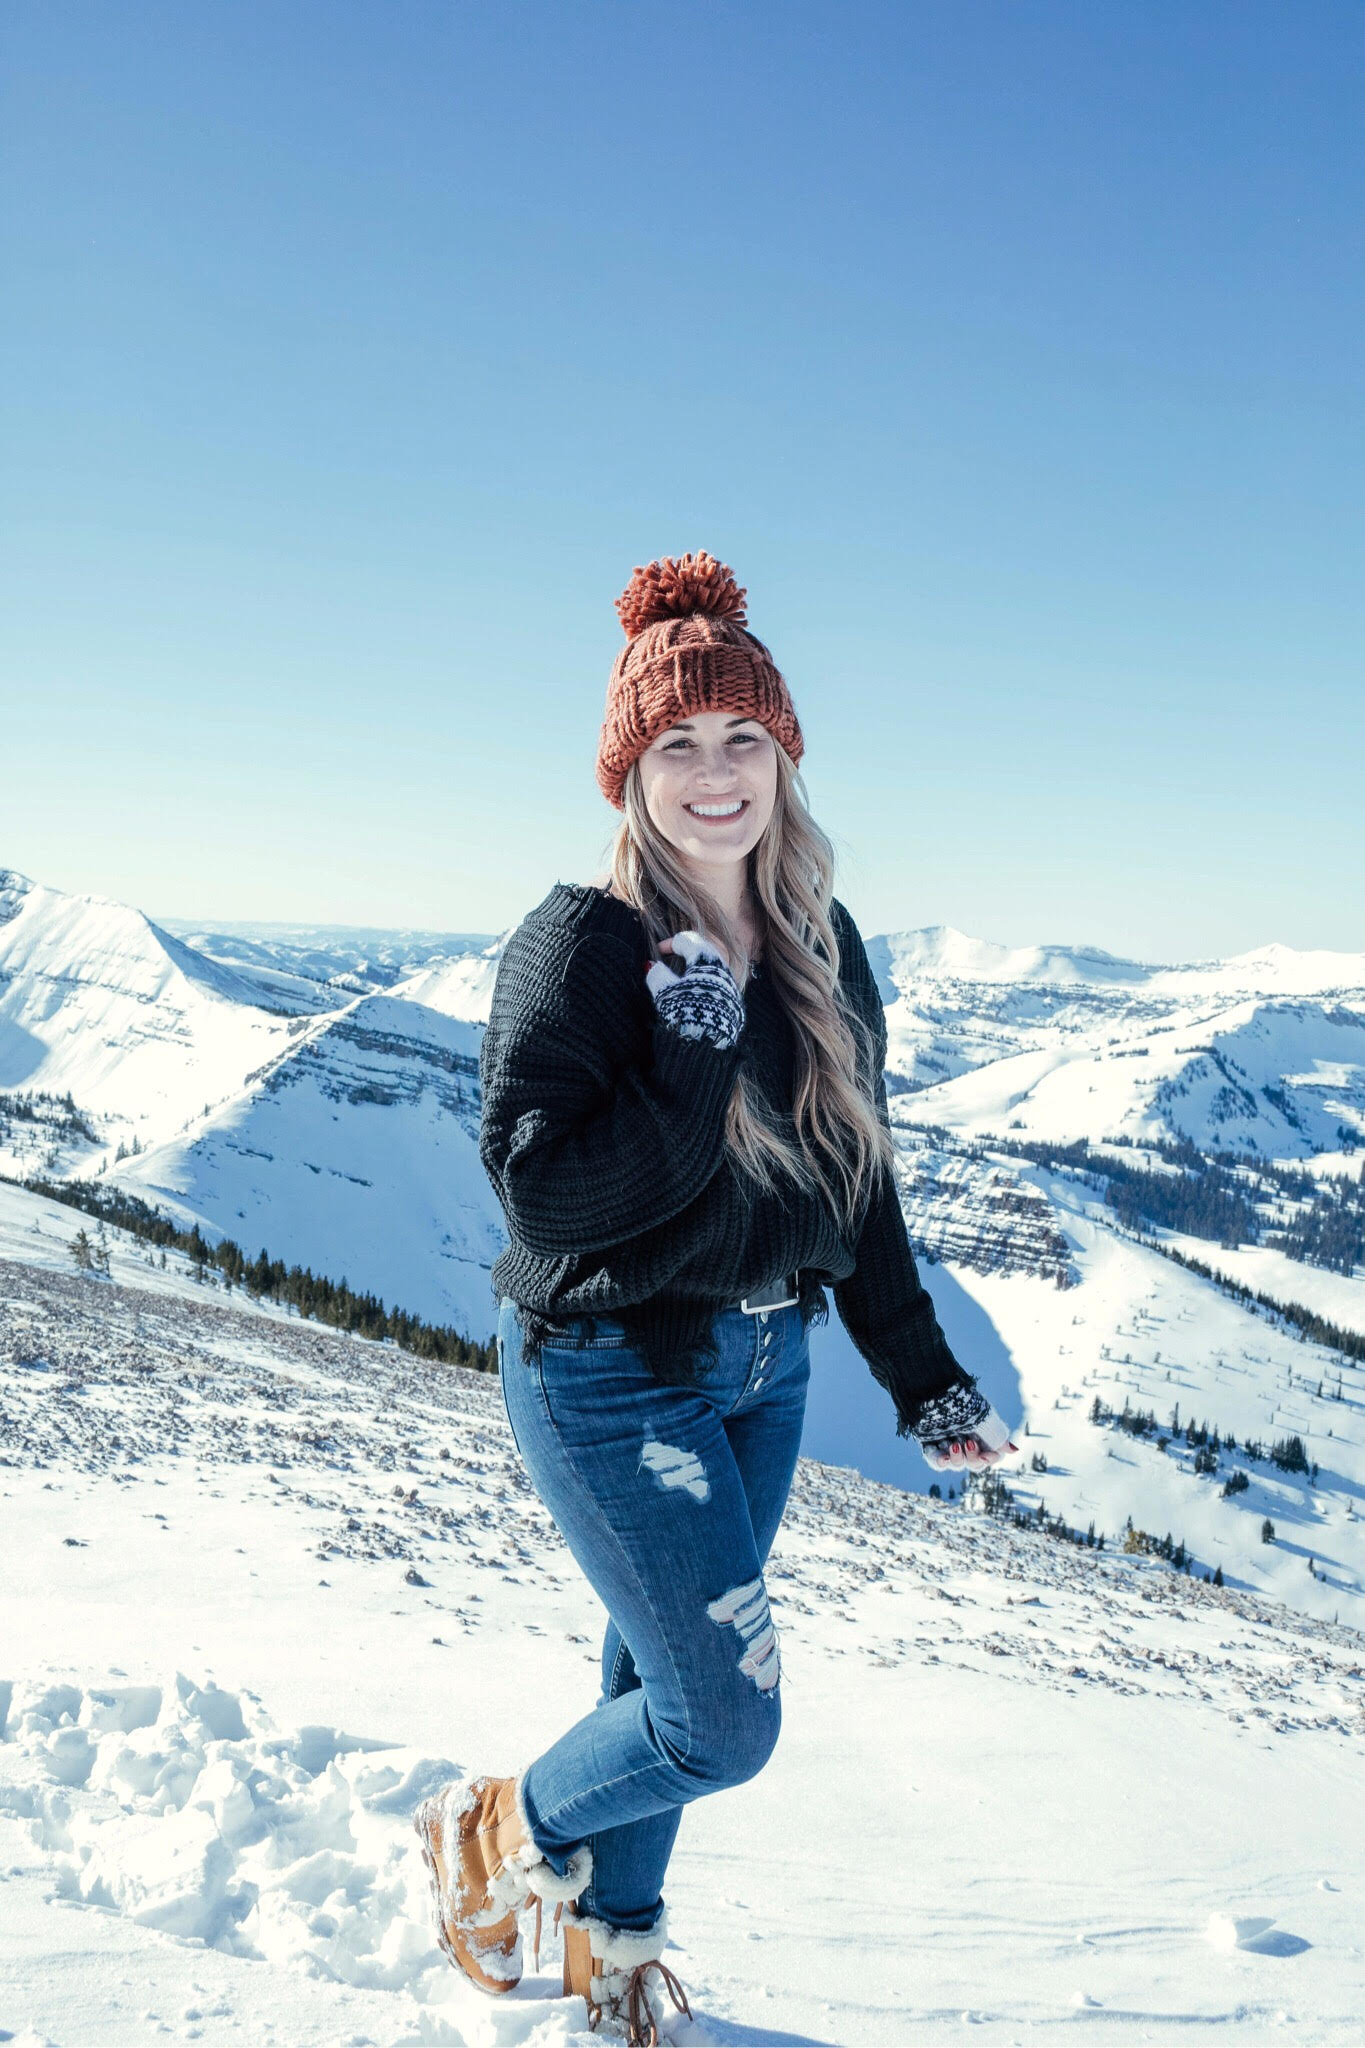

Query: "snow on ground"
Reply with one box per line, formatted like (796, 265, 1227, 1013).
(3, 1219, 1365, 2047)
(1156, 1233, 1365, 1337)
(798, 1160, 1365, 1631)
(928, 1175, 1365, 1626)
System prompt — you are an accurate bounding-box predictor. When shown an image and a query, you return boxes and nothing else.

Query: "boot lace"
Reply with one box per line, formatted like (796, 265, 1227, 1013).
(588, 1956, 693, 2045)
(527, 1894, 565, 1974)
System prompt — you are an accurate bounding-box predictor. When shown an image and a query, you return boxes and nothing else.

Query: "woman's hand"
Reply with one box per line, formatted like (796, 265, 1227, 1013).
(920, 1422, 1020, 1473)
(644, 930, 745, 1049)
(656, 930, 730, 970)
(913, 1385, 1019, 1472)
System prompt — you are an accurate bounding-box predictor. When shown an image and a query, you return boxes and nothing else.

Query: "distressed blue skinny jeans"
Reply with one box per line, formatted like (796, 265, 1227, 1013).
(497, 1291, 810, 1936)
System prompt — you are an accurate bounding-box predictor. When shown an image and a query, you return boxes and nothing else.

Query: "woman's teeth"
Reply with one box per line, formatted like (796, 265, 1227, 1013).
(685, 800, 747, 818)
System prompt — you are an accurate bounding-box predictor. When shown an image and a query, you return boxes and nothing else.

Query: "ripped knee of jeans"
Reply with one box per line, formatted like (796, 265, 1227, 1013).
(706, 1576, 780, 1693)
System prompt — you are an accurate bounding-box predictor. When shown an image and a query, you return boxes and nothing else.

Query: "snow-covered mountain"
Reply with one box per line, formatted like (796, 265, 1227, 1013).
(3, 863, 1363, 1633)
(876, 923, 1365, 1163)
(0, 872, 509, 1332)
(159, 915, 497, 1008)
(112, 989, 502, 1340)
(0, 870, 304, 1173)
(2, 1193, 1362, 2046)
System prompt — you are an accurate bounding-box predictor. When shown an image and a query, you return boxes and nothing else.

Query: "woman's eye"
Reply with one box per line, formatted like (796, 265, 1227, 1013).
(661, 730, 759, 751)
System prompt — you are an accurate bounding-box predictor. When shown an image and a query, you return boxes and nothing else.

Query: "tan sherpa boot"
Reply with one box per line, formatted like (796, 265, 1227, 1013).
(561, 1904, 692, 2044)
(413, 1773, 590, 1994)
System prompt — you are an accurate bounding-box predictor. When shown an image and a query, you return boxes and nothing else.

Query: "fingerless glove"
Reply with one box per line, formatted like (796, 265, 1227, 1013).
(913, 1380, 1013, 1468)
(644, 930, 746, 1050)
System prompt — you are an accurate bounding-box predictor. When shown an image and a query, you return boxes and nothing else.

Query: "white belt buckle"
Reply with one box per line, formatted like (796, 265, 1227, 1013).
(740, 1274, 800, 1315)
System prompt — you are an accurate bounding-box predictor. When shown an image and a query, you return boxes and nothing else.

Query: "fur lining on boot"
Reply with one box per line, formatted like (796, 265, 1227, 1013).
(516, 1844, 592, 1905)
(503, 1775, 592, 1905)
(564, 1903, 669, 1968)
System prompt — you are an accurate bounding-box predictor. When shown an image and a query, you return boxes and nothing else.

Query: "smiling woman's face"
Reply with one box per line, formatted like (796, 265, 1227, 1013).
(637, 711, 779, 872)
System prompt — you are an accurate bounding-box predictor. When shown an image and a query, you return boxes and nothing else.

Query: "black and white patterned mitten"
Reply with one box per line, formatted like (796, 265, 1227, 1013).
(644, 930, 745, 1050)
(913, 1381, 1013, 1469)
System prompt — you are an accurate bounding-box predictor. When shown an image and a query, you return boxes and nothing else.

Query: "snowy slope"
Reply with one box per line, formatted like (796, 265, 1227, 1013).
(940, 1180, 1365, 1621)
(3, 1214, 1364, 2047)
(397, 947, 506, 1027)
(0, 870, 505, 1334)
(110, 992, 504, 1338)
(0, 871, 309, 1176)
(798, 1184, 1365, 1623)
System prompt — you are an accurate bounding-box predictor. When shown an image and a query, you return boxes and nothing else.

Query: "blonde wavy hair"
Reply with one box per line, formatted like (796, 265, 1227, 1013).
(598, 748, 894, 1234)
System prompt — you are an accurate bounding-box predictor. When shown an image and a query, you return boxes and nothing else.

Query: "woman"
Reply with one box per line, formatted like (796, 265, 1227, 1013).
(415, 552, 1017, 2042)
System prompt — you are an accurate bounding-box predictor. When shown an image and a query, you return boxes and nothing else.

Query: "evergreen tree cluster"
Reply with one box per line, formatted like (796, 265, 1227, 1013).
(972, 1467, 1105, 1551)
(1268, 1432, 1312, 1475)
(1273, 1174, 1365, 1277)
(1154, 1242, 1365, 1364)
(1089, 1391, 1168, 1441)
(69, 1224, 111, 1277)
(1104, 1160, 1259, 1247)
(1121, 1514, 1194, 1571)
(22, 1176, 497, 1372)
(994, 1133, 1365, 1283)
(0, 1089, 97, 1143)
(1087, 1394, 1319, 1483)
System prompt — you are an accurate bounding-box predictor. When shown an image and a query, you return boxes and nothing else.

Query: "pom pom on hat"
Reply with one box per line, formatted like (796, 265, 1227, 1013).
(615, 551, 748, 639)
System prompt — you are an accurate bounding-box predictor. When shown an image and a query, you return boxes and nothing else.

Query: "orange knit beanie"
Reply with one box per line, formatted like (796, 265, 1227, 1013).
(594, 551, 805, 809)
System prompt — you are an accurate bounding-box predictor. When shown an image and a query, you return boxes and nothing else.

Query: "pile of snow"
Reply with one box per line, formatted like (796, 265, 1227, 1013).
(3, 1672, 452, 1986)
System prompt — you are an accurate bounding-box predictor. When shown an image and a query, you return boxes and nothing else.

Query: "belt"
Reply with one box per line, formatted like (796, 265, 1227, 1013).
(738, 1270, 800, 1315)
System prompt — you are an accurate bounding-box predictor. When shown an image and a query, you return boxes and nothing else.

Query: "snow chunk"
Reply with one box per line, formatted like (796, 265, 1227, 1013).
(3, 1669, 460, 1995)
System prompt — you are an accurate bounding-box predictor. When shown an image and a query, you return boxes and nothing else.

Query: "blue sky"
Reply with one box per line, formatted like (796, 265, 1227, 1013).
(3, 0, 1361, 959)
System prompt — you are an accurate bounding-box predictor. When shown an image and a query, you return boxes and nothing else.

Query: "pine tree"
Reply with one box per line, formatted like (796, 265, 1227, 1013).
(1261, 1517, 1276, 1544)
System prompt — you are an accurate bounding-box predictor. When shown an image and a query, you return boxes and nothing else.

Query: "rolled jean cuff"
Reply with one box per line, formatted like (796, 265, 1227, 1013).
(518, 1769, 585, 1877)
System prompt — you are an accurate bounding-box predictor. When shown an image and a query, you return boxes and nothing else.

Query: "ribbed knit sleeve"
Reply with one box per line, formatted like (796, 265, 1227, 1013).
(828, 904, 979, 1436)
(479, 909, 744, 1259)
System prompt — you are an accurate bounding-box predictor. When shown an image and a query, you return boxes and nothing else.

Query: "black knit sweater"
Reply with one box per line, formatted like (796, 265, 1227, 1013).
(478, 882, 977, 1437)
